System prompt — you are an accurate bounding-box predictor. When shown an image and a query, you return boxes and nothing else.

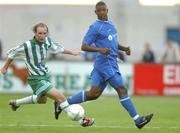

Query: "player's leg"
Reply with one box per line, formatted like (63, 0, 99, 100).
(29, 78, 69, 112)
(108, 72, 140, 121)
(9, 95, 41, 111)
(54, 69, 105, 121)
(9, 77, 50, 111)
(46, 88, 94, 127)
(67, 86, 104, 104)
(67, 69, 106, 104)
(35, 78, 68, 120)
(108, 72, 153, 129)
(29, 78, 70, 120)
(46, 88, 69, 110)
(54, 85, 104, 120)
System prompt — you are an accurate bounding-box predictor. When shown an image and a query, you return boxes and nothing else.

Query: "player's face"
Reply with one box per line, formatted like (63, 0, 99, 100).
(95, 4, 108, 21)
(35, 26, 48, 43)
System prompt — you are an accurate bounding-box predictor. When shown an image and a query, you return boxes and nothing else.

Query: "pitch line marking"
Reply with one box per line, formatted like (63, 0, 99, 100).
(0, 124, 180, 129)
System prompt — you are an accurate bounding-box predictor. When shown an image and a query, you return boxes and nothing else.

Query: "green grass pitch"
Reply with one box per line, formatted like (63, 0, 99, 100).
(0, 93, 180, 133)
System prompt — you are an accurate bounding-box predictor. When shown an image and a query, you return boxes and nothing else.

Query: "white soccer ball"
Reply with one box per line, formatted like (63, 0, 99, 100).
(67, 104, 85, 121)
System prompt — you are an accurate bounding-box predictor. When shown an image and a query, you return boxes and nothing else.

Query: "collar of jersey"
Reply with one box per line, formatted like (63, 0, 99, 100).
(97, 19, 110, 23)
(32, 37, 44, 45)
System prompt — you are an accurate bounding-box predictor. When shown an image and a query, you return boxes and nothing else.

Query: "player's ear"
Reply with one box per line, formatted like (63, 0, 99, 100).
(95, 10, 97, 15)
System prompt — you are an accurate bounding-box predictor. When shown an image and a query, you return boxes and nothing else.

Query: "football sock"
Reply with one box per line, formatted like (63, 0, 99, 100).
(120, 95, 141, 124)
(59, 100, 69, 113)
(67, 91, 86, 104)
(15, 95, 38, 106)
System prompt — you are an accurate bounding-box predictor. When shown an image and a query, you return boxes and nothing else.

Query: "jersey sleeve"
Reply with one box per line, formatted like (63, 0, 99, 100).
(82, 25, 98, 46)
(46, 37, 64, 54)
(7, 44, 25, 59)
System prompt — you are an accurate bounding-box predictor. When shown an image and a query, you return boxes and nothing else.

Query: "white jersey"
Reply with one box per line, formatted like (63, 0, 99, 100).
(7, 37, 64, 76)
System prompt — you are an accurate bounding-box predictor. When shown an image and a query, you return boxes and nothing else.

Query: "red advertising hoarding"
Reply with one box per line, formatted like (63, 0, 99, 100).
(134, 64, 180, 96)
(163, 65, 180, 95)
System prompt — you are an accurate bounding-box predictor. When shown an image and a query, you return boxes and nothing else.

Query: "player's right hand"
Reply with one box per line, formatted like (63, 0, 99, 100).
(0, 67, 8, 75)
(99, 48, 111, 55)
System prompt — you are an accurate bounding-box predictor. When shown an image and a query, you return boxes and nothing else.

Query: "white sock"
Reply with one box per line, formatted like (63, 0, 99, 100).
(15, 95, 38, 106)
(59, 100, 69, 113)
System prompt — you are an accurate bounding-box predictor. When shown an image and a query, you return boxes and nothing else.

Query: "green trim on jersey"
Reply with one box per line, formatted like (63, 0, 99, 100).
(24, 43, 40, 75)
(30, 40, 39, 67)
(8, 36, 63, 76)
(24, 38, 50, 76)
(30, 40, 46, 75)
(47, 37, 52, 48)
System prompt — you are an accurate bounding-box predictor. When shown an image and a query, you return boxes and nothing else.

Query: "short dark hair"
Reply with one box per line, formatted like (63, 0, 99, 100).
(32, 22, 49, 33)
(95, 1, 107, 8)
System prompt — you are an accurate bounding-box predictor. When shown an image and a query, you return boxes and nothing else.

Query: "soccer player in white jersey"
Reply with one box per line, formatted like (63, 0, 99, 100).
(0, 22, 94, 127)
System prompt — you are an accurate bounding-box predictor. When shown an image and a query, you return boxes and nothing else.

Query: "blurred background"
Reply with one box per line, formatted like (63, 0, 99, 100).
(0, 0, 179, 95)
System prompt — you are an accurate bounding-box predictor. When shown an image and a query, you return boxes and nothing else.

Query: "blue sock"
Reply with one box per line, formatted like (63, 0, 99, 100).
(67, 91, 86, 104)
(120, 95, 141, 124)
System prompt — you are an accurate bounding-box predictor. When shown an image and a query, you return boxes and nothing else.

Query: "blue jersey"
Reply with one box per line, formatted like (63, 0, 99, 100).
(83, 20, 119, 80)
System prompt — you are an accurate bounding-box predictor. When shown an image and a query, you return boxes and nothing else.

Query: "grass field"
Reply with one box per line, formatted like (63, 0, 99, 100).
(0, 94, 180, 133)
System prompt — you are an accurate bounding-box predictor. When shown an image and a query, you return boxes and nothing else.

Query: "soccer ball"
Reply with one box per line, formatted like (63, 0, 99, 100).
(67, 104, 85, 121)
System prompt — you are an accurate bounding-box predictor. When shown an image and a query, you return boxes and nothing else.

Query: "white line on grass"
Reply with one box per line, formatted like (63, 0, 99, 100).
(0, 124, 180, 129)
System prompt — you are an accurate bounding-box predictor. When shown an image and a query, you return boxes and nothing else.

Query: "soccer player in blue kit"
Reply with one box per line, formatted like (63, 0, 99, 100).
(55, 1, 153, 129)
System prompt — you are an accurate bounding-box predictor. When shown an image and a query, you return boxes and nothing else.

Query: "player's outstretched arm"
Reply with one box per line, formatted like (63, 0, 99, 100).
(1, 58, 13, 75)
(81, 44, 111, 55)
(63, 49, 82, 56)
(118, 44, 131, 56)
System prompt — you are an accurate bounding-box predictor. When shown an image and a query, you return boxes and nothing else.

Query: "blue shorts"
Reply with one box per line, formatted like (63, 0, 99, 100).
(90, 68, 124, 90)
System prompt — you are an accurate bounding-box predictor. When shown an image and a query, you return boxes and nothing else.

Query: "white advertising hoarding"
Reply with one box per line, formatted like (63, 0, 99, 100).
(0, 61, 133, 95)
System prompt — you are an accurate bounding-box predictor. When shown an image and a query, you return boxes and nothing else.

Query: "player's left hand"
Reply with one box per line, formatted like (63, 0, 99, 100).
(125, 47, 131, 55)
